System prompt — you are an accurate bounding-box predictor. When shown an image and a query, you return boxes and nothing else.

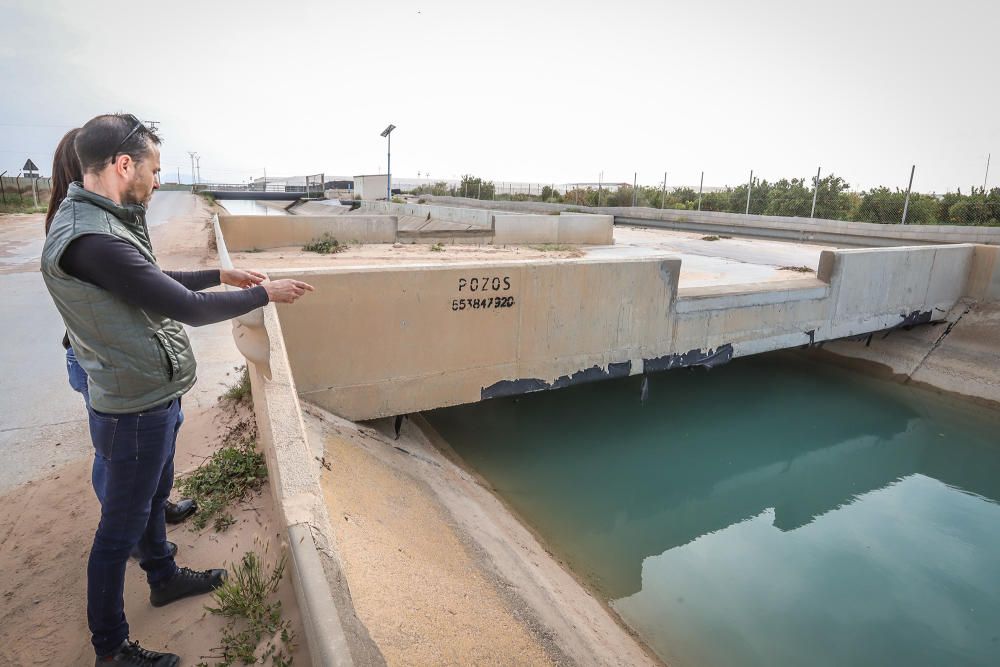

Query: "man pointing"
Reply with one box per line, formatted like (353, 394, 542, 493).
(41, 113, 313, 666)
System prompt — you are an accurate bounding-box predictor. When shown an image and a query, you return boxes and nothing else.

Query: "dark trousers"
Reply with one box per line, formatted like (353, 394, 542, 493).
(87, 397, 182, 656)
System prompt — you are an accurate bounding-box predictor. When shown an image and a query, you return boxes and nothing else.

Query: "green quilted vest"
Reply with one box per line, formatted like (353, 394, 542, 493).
(41, 183, 197, 413)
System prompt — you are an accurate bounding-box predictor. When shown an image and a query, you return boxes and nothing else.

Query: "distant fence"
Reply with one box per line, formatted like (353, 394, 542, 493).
(0, 176, 51, 205)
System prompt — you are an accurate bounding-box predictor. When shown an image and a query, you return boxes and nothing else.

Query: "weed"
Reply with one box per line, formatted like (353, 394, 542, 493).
(701, 235, 721, 241)
(430, 243, 445, 252)
(779, 265, 814, 273)
(199, 192, 217, 206)
(175, 413, 266, 531)
(221, 365, 251, 405)
(417, 198, 427, 204)
(198, 539, 296, 666)
(529, 243, 584, 257)
(391, 196, 405, 204)
(245, 247, 262, 253)
(303, 233, 347, 254)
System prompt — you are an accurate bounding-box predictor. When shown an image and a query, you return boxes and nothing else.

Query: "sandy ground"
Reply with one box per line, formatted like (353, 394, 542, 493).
(227, 224, 827, 289)
(0, 404, 309, 666)
(0, 194, 309, 665)
(305, 405, 658, 667)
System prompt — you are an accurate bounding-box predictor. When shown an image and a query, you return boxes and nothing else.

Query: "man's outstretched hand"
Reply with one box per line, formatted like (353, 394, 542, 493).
(221, 268, 268, 288)
(263, 278, 315, 304)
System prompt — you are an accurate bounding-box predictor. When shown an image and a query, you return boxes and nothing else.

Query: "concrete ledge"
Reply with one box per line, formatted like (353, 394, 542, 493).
(676, 279, 829, 312)
(219, 214, 398, 250)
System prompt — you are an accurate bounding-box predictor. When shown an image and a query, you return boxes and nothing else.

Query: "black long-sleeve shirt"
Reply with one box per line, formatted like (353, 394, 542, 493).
(59, 234, 268, 346)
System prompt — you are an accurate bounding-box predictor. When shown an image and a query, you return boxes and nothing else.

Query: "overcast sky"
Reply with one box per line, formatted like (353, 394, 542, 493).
(1, 0, 997, 192)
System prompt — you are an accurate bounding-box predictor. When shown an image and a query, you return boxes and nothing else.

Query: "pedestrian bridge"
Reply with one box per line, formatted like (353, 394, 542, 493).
(212, 205, 1000, 420)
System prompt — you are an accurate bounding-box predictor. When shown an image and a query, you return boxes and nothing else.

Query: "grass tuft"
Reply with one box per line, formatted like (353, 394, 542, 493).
(430, 243, 445, 252)
(198, 539, 296, 666)
(778, 265, 814, 273)
(175, 412, 266, 531)
(302, 233, 347, 254)
(221, 365, 251, 405)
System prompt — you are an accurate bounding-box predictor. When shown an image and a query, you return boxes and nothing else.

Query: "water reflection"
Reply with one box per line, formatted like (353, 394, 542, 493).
(426, 355, 1000, 667)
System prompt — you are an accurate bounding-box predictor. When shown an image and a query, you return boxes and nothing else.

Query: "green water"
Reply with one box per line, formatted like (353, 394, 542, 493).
(425, 354, 1000, 667)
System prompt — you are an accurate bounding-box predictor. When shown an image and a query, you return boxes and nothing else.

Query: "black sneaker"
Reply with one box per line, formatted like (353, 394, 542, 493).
(164, 498, 198, 525)
(149, 566, 227, 607)
(129, 541, 178, 561)
(95, 639, 179, 666)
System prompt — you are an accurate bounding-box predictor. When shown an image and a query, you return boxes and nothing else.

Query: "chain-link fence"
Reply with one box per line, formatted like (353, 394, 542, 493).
(0, 176, 51, 212)
(408, 171, 1000, 227)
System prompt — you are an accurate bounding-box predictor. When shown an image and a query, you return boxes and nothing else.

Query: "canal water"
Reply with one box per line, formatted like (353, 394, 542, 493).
(425, 354, 1000, 667)
(219, 199, 289, 215)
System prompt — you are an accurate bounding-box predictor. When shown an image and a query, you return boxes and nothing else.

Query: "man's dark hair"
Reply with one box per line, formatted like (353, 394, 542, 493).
(74, 113, 162, 174)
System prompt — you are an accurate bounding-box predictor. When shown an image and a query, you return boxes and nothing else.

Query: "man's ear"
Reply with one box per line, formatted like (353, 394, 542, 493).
(113, 154, 133, 178)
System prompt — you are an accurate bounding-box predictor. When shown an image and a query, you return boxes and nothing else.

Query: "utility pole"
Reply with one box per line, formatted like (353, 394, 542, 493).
(810, 166, 821, 218)
(661, 171, 667, 209)
(697, 171, 704, 211)
(985, 154, 992, 191)
(901, 164, 915, 224)
(176, 167, 180, 184)
(187, 152, 197, 188)
(745, 169, 754, 215)
(195, 155, 202, 184)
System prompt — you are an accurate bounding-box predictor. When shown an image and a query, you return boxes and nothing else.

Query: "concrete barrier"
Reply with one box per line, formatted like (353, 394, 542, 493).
(261, 244, 985, 420)
(219, 214, 397, 250)
(493, 214, 558, 245)
(557, 213, 614, 244)
(270, 258, 679, 420)
(424, 195, 1000, 247)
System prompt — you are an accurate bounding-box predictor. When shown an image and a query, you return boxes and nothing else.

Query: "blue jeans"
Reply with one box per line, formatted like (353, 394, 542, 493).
(87, 398, 182, 656)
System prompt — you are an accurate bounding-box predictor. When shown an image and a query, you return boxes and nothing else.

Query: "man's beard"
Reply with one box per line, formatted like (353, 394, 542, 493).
(122, 182, 151, 207)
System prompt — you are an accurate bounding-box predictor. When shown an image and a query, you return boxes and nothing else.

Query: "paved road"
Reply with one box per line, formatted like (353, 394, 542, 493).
(0, 192, 240, 493)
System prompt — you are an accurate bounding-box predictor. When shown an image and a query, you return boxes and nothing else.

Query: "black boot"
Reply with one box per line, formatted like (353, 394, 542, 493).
(95, 639, 179, 666)
(150, 566, 227, 607)
(129, 541, 177, 561)
(164, 498, 197, 524)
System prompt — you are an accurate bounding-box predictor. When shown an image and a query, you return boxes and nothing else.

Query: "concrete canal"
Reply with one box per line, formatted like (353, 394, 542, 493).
(425, 353, 1000, 667)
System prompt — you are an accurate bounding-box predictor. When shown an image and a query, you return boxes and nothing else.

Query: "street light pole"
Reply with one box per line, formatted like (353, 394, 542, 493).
(381, 124, 396, 201)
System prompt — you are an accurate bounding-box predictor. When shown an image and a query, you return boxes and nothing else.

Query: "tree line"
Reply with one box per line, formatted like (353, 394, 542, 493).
(410, 174, 1000, 226)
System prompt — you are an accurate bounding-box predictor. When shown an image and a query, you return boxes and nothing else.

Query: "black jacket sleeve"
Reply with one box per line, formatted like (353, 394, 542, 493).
(60, 234, 268, 327)
(164, 269, 220, 291)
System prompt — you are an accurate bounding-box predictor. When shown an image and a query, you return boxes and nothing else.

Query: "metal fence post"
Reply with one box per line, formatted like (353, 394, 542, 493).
(697, 171, 703, 211)
(632, 172, 638, 207)
(0, 171, 6, 204)
(810, 166, 821, 218)
(901, 165, 915, 224)
(745, 169, 753, 215)
(661, 171, 667, 209)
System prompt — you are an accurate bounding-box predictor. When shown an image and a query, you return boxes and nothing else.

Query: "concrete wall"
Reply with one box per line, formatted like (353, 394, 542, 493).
(360, 200, 494, 228)
(219, 214, 397, 250)
(265, 243, 984, 420)
(424, 195, 1000, 247)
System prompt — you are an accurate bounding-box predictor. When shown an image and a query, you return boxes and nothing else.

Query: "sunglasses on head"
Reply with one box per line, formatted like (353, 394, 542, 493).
(109, 114, 146, 164)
